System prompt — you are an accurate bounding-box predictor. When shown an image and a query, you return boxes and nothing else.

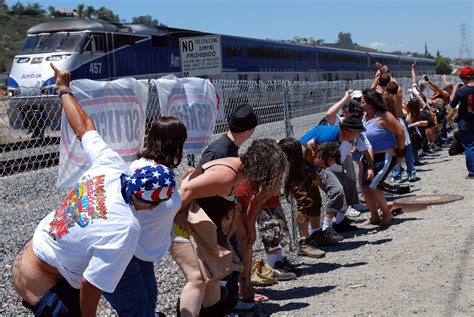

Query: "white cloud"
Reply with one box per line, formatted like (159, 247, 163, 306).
(368, 41, 388, 49)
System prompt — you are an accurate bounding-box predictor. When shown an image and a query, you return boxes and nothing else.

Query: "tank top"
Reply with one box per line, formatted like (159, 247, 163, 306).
(363, 113, 396, 152)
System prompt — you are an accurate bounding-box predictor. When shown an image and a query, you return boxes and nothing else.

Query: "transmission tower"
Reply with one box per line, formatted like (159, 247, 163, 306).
(459, 23, 471, 60)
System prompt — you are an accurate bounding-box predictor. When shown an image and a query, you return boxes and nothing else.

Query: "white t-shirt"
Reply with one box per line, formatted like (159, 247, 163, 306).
(130, 158, 182, 262)
(33, 130, 141, 293)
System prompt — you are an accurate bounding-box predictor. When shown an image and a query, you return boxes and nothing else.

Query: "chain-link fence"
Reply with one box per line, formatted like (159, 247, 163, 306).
(0, 75, 458, 315)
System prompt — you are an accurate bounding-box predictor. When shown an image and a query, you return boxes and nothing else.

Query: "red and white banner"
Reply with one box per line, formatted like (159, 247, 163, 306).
(57, 78, 148, 188)
(152, 75, 218, 155)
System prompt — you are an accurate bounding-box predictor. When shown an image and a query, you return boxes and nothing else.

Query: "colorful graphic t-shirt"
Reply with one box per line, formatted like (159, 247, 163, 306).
(33, 130, 141, 293)
(131, 158, 181, 262)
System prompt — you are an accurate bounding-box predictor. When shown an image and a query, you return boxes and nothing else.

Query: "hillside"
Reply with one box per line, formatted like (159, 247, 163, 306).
(0, 15, 51, 73)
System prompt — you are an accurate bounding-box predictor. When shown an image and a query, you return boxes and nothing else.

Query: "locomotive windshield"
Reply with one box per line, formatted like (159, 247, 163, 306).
(20, 33, 84, 54)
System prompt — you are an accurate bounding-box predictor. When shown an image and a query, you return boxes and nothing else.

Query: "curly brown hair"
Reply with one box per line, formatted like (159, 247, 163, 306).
(139, 116, 187, 168)
(240, 138, 288, 190)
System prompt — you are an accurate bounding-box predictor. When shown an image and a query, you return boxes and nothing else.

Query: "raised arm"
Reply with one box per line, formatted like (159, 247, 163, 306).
(50, 63, 95, 140)
(427, 80, 450, 100)
(411, 62, 417, 84)
(326, 90, 352, 124)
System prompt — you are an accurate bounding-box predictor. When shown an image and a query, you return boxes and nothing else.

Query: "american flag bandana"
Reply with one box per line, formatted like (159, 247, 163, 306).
(120, 164, 176, 205)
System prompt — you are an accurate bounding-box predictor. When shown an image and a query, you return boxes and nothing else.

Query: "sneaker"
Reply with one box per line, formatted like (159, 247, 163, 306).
(346, 206, 361, 217)
(273, 261, 297, 281)
(466, 175, 474, 179)
(322, 227, 344, 242)
(233, 300, 255, 312)
(414, 161, 425, 166)
(297, 238, 326, 258)
(352, 203, 368, 212)
(280, 257, 298, 274)
(408, 176, 420, 182)
(333, 218, 358, 232)
(309, 229, 340, 246)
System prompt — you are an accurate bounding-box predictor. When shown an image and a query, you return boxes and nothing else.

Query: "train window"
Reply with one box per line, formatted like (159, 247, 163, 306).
(34, 34, 61, 53)
(226, 45, 236, 58)
(236, 46, 242, 57)
(84, 35, 105, 52)
(256, 47, 264, 59)
(56, 34, 83, 52)
(248, 47, 255, 58)
(303, 52, 309, 60)
(114, 34, 137, 49)
(20, 36, 40, 54)
(264, 47, 273, 59)
(152, 35, 168, 47)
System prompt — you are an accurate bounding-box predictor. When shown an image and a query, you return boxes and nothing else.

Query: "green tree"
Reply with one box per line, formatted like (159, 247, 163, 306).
(132, 15, 159, 27)
(75, 3, 85, 18)
(47, 5, 55, 16)
(9, 1, 25, 15)
(337, 32, 353, 47)
(435, 53, 452, 74)
(0, 0, 8, 15)
(84, 5, 95, 19)
(95, 6, 119, 22)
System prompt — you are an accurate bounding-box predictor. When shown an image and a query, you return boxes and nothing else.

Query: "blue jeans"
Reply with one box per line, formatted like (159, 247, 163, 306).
(22, 279, 80, 316)
(459, 129, 474, 176)
(392, 144, 416, 179)
(103, 256, 157, 317)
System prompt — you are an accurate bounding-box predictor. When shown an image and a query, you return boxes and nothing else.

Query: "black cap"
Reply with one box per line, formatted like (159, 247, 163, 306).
(340, 116, 366, 132)
(228, 104, 260, 132)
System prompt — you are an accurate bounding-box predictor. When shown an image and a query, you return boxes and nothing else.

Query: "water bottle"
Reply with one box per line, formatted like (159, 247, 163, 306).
(431, 186, 440, 195)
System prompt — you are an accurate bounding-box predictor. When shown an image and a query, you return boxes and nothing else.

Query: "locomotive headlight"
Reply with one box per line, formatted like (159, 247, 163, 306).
(46, 54, 72, 61)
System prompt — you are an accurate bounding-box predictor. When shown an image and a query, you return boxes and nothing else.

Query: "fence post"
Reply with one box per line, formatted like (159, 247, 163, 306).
(282, 81, 298, 247)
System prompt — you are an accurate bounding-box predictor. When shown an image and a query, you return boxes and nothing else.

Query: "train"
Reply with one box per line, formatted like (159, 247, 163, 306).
(7, 19, 435, 130)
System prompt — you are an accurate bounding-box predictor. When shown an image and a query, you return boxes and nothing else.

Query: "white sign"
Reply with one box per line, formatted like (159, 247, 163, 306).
(152, 75, 218, 155)
(57, 78, 149, 188)
(179, 35, 222, 77)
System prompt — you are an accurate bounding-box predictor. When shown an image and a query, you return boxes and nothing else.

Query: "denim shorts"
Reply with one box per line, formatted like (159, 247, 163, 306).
(22, 279, 80, 317)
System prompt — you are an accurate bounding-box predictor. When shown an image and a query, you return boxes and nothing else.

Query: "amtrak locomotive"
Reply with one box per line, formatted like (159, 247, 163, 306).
(7, 19, 435, 130)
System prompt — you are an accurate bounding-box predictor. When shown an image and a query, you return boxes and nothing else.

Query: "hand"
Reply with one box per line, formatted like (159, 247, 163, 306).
(381, 65, 389, 73)
(50, 63, 71, 89)
(366, 168, 374, 181)
(344, 89, 353, 99)
(375, 62, 382, 70)
(412, 62, 416, 69)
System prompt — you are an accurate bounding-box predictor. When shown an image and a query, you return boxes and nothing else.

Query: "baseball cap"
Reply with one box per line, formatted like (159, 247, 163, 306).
(340, 116, 366, 132)
(228, 104, 260, 132)
(351, 90, 363, 99)
(459, 67, 474, 77)
(121, 164, 175, 205)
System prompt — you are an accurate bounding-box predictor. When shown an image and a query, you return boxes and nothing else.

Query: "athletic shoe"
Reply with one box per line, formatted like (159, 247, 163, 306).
(466, 175, 474, 179)
(414, 161, 425, 166)
(346, 206, 361, 217)
(273, 261, 297, 281)
(333, 218, 358, 232)
(322, 227, 344, 242)
(408, 176, 420, 182)
(309, 229, 340, 246)
(297, 238, 326, 258)
(352, 203, 368, 212)
(280, 257, 298, 274)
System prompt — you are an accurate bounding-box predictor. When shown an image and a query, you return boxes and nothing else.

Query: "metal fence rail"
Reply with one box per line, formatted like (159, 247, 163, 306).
(0, 75, 458, 315)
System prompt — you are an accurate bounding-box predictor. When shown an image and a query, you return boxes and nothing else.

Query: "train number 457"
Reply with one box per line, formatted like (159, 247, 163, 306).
(89, 63, 102, 74)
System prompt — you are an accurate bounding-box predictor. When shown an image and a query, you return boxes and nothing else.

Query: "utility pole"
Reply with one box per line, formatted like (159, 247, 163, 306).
(459, 23, 471, 60)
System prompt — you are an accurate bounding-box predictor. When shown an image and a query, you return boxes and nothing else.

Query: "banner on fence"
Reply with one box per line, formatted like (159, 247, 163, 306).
(152, 75, 218, 155)
(57, 78, 148, 188)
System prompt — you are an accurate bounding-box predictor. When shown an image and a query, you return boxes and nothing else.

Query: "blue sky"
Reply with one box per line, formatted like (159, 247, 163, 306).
(7, 0, 473, 59)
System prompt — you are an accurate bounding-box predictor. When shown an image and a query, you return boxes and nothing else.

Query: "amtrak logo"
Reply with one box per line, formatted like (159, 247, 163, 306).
(21, 73, 42, 79)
